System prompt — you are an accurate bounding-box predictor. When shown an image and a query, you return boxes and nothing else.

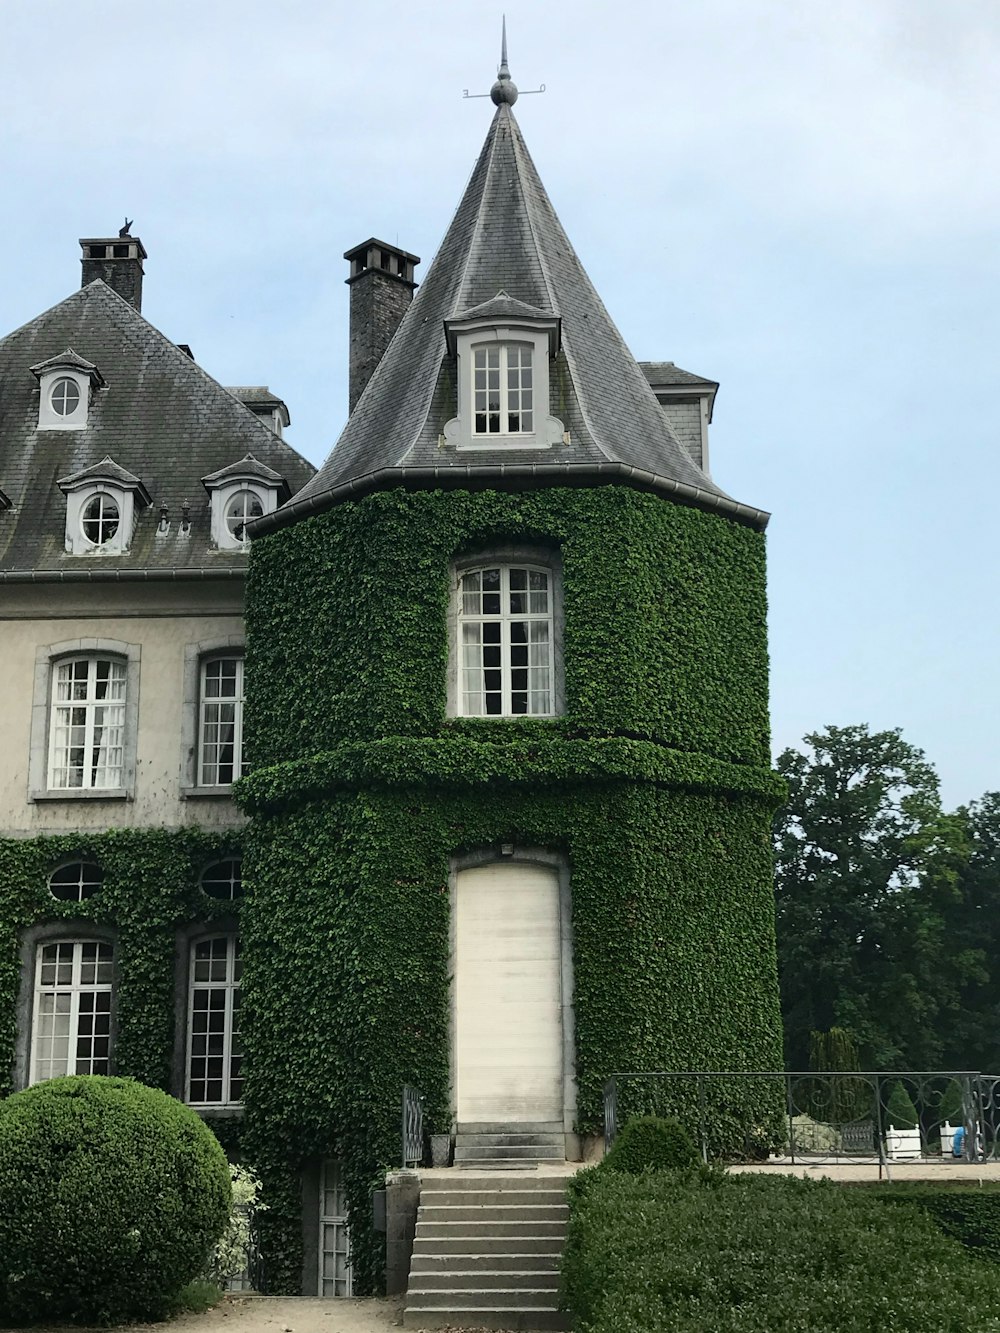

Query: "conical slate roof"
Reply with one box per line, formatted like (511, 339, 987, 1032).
(260, 103, 768, 533)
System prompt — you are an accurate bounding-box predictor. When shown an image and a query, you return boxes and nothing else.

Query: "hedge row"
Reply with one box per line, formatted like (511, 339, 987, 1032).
(562, 1169, 1000, 1332)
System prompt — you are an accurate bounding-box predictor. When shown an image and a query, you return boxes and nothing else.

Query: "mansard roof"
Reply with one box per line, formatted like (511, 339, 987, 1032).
(0, 281, 314, 576)
(260, 102, 768, 534)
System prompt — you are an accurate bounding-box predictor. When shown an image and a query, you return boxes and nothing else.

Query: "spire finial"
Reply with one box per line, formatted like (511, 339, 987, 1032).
(491, 15, 518, 105)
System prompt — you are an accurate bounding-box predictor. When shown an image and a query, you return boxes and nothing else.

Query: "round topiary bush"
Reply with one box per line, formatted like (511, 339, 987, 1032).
(603, 1115, 700, 1173)
(0, 1076, 231, 1325)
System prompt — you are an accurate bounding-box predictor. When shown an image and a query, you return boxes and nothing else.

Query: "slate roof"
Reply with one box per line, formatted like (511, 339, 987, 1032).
(259, 103, 768, 534)
(639, 362, 718, 389)
(0, 281, 314, 577)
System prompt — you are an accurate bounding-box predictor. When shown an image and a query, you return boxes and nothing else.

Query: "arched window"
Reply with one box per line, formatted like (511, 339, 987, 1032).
(457, 564, 554, 716)
(48, 861, 103, 902)
(186, 935, 242, 1106)
(31, 940, 113, 1083)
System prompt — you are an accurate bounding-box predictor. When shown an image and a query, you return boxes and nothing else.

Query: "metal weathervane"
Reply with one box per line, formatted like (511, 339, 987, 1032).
(463, 17, 546, 104)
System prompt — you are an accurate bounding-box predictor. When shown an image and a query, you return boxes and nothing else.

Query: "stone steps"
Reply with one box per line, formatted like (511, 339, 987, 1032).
(453, 1121, 566, 1171)
(404, 1170, 570, 1330)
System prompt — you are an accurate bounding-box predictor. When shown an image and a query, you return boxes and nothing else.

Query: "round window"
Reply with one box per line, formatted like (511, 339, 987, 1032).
(225, 490, 263, 542)
(82, 493, 120, 546)
(50, 377, 81, 416)
(201, 859, 244, 901)
(49, 861, 103, 902)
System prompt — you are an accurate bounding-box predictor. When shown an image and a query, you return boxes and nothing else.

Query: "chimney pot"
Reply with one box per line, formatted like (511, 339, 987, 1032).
(80, 234, 147, 312)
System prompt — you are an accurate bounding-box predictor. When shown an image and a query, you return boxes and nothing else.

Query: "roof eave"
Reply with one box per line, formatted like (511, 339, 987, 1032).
(248, 462, 770, 536)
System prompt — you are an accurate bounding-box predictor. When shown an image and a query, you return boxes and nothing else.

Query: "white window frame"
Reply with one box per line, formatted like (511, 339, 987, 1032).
(209, 480, 278, 551)
(444, 323, 564, 451)
(62, 484, 135, 556)
(37, 368, 90, 430)
(29, 639, 140, 803)
(46, 655, 127, 791)
(318, 1159, 353, 1297)
(198, 656, 245, 787)
(186, 934, 243, 1108)
(30, 939, 114, 1084)
(473, 341, 534, 436)
(456, 562, 556, 718)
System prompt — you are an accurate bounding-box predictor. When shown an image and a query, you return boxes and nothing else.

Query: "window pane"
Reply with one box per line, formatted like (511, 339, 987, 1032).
(457, 564, 555, 719)
(33, 941, 113, 1085)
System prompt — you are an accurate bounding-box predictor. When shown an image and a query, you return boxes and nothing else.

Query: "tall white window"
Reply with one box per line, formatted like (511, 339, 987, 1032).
(48, 657, 126, 789)
(199, 657, 245, 786)
(474, 343, 533, 435)
(459, 565, 553, 716)
(31, 941, 113, 1083)
(187, 936, 242, 1106)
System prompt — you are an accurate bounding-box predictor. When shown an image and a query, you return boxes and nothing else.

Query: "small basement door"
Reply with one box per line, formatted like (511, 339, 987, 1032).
(454, 861, 565, 1123)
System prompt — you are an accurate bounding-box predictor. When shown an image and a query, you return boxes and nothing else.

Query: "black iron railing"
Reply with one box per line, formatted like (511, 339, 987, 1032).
(402, 1083, 425, 1168)
(602, 1070, 992, 1168)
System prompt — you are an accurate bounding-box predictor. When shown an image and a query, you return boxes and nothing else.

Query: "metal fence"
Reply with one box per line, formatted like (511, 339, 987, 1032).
(603, 1070, 1000, 1169)
(402, 1083, 425, 1168)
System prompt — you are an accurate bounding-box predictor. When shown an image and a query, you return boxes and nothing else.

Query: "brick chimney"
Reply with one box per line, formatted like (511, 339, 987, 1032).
(344, 239, 419, 412)
(80, 232, 147, 312)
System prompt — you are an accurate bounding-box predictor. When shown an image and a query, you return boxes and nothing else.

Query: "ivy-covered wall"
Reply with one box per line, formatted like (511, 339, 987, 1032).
(243, 486, 771, 767)
(0, 828, 242, 1119)
(239, 484, 784, 1295)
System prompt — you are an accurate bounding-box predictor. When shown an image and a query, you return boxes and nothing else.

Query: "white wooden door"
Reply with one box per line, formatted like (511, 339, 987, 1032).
(455, 861, 563, 1122)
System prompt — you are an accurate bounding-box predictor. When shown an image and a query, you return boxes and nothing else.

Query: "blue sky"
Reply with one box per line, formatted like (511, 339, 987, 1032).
(3, 0, 997, 808)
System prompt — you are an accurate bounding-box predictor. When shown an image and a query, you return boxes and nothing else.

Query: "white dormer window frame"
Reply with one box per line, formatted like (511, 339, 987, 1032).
(444, 321, 564, 452)
(63, 484, 136, 557)
(37, 368, 92, 431)
(210, 479, 277, 551)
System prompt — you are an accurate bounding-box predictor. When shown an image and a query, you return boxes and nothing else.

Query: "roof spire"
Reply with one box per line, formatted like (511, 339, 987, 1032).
(491, 16, 518, 105)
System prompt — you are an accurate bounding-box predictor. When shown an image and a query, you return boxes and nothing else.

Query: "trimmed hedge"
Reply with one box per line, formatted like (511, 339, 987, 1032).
(0, 1076, 231, 1325)
(866, 1182, 1000, 1264)
(240, 484, 784, 1292)
(562, 1168, 1000, 1332)
(603, 1116, 700, 1173)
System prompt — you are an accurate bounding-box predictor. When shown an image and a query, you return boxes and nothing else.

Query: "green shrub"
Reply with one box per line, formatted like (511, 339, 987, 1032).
(886, 1080, 920, 1130)
(562, 1169, 1000, 1332)
(865, 1182, 1000, 1264)
(0, 1076, 231, 1325)
(603, 1116, 700, 1173)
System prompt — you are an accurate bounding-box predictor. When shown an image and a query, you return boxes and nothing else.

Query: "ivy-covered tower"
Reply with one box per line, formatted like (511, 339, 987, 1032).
(240, 58, 784, 1292)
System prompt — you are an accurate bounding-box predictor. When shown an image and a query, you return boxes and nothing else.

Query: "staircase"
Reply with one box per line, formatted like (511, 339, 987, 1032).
(403, 1172, 571, 1330)
(454, 1121, 566, 1169)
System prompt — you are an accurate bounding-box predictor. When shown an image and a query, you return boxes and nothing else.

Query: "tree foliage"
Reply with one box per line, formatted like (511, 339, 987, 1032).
(773, 724, 1000, 1077)
(775, 725, 978, 1069)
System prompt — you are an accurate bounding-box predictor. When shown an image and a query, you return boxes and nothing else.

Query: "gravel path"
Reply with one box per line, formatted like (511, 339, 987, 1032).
(35, 1296, 515, 1333)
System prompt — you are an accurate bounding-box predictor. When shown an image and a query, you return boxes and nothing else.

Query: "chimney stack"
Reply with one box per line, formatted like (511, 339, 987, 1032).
(344, 238, 419, 412)
(80, 231, 147, 312)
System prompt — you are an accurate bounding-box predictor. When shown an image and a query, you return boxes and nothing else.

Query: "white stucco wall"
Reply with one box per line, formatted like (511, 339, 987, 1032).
(0, 580, 246, 834)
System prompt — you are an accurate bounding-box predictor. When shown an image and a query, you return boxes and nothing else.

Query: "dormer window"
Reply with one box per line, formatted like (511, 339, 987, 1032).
(30, 349, 105, 431)
(81, 494, 120, 547)
(225, 490, 263, 542)
(202, 455, 289, 551)
(443, 293, 564, 451)
(57, 457, 150, 557)
(474, 343, 533, 435)
(51, 377, 81, 417)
